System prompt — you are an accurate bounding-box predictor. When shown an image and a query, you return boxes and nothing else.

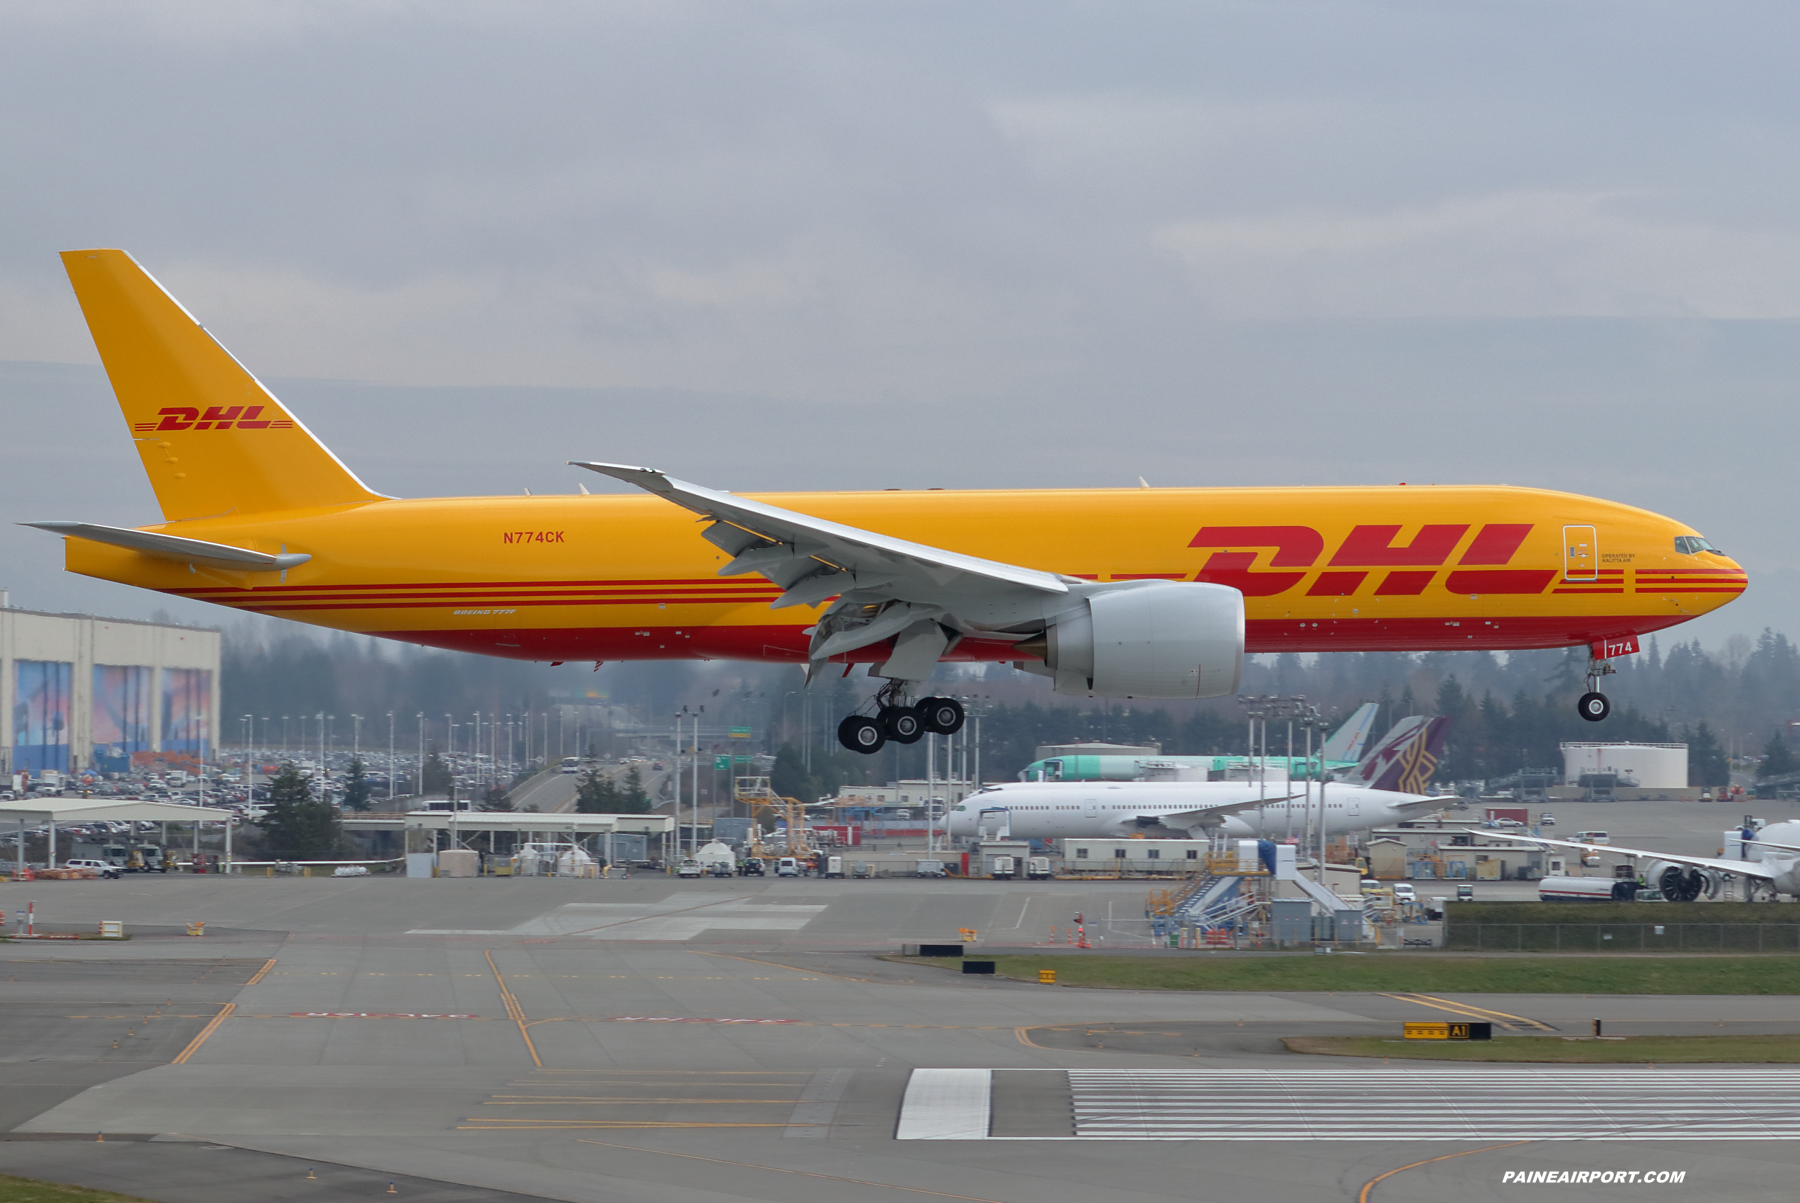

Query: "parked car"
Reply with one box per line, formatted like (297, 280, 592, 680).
(62, 859, 122, 880)
(1539, 813, 1556, 826)
(776, 857, 801, 877)
(739, 857, 765, 877)
(1391, 882, 1417, 903)
(676, 859, 703, 878)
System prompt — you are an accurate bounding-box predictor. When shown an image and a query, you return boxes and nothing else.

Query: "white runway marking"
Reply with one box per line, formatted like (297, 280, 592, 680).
(895, 1069, 992, 1140)
(408, 897, 827, 940)
(1068, 1068, 1800, 1140)
(897, 1068, 1800, 1141)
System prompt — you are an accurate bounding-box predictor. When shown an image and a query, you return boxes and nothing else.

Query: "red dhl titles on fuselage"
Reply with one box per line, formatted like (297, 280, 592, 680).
(66, 484, 1746, 665)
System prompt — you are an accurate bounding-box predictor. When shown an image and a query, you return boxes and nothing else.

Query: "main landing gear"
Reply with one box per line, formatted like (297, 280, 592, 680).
(836, 684, 966, 755)
(1577, 654, 1616, 723)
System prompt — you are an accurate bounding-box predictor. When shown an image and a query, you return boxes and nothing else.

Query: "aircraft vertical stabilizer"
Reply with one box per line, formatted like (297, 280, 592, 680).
(60, 249, 384, 520)
(1319, 702, 1380, 763)
(1363, 716, 1450, 794)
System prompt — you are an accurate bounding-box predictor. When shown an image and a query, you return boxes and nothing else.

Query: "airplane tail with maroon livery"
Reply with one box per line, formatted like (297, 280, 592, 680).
(1340, 716, 1451, 795)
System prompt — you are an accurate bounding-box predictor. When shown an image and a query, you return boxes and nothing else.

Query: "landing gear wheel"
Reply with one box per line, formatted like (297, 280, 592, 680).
(1577, 691, 1611, 722)
(881, 705, 925, 744)
(917, 696, 965, 735)
(838, 715, 885, 755)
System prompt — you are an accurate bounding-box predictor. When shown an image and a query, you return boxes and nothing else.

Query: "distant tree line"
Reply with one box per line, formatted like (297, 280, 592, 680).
(222, 622, 1800, 790)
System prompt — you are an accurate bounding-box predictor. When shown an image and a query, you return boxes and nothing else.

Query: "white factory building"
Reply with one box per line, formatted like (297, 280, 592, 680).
(0, 607, 220, 778)
(1560, 741, 1688, 789)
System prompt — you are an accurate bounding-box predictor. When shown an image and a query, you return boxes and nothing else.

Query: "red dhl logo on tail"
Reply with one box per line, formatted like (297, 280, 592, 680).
(133, 406, 295, 432)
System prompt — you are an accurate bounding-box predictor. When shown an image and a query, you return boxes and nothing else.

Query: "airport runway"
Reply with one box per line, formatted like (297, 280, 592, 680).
(1, 874, 1798, 1201)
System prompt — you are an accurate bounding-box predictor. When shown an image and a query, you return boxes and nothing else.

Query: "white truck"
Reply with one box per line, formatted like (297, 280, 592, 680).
(991, 856, 1017, 880)
(914, 859, 947, 878)
(1025, 856, 1052, 880)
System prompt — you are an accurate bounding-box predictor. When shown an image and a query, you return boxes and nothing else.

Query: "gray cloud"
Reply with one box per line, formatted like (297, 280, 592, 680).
(1, 0, 1793, 644)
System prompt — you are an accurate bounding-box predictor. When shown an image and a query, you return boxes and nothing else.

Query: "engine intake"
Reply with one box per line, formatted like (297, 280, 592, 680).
(1653, 862, 1708, 903)
(1019, 582, 1243, 699)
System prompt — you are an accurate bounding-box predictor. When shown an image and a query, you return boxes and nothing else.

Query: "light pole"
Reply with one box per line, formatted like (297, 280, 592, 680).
(387, 711, 395, 803)
(416, 712, 425, 801)
(674, 708, 685, 856)
(692, 705, 703, 848)
(352, 714, 362, 766)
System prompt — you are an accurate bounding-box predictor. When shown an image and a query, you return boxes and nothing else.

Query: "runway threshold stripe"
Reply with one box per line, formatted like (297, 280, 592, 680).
(1066, 1069, 1800, 1140)
(170, 1002, 235, 1065)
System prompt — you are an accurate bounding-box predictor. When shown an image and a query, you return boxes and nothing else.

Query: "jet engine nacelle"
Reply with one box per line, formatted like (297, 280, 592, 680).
(1035, 582, 1244, 699)
(1646, 860, 1713, 902)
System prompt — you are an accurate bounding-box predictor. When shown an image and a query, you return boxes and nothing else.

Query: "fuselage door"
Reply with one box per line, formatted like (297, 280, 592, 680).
(1083, 796, 1099, 819)
(1563, 524, 1597, 581)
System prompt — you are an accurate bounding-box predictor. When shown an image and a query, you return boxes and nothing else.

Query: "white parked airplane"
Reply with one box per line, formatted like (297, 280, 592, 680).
(1491, 824, 1800, 900)
(945, 716, 1452, 843)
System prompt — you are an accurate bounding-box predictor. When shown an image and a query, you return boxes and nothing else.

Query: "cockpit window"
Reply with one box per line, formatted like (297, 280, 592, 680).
(1675, 536, 1722, 556)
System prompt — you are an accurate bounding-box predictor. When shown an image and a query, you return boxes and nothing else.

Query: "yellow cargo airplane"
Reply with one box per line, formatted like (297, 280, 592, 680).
(30, 250, 1747, 754)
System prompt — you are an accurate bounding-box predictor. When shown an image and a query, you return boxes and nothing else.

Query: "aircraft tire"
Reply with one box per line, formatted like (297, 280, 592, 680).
(881, 705, 926, 744)
(918, 696, 965, 735)
(1577, 691, 1611, 722)
(838, 715, 885, 755)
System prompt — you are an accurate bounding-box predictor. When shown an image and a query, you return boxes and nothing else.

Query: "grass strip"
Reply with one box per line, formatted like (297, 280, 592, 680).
(1283, 1034, 1800, 1063)
(0, 1174, 160, 1203)
(955, 953, 1800, 994)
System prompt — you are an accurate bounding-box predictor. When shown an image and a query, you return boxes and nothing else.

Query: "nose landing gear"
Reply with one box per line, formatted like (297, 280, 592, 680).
(835, 685, 966, 754)
(1577, 653, 1617, 722)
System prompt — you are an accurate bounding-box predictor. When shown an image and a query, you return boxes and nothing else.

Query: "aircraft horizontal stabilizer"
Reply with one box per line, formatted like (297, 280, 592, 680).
(23, 521, 310, 571)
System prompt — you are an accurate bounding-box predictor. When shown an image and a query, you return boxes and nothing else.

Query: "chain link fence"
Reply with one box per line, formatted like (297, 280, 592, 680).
(1445, 923, 1800, 953)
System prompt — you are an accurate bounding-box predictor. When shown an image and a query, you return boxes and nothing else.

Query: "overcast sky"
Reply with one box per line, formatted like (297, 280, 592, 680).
(1, 0, 1794, 647)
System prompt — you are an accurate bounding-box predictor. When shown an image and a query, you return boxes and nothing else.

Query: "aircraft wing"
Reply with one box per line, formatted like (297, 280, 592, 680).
(1463, 831, 1780, 882)
(573, 461, 1071, 673)
(1156, 793, 1307, 828)
(22, 521, 311, 571)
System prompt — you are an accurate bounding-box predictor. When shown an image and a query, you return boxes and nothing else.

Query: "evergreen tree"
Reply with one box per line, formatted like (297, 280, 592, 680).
(422, 746, 453, 794)
(480, 785, 514, 811)
(575, 768, 618, 813)
(771, 744, 812, 801)
(1685, 722, 1730, 786)
(619, 766, 650, 813)
(340, 755, 372, 811)
(1758, 732, 1798, 779)
(258, 763, 344, 858)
